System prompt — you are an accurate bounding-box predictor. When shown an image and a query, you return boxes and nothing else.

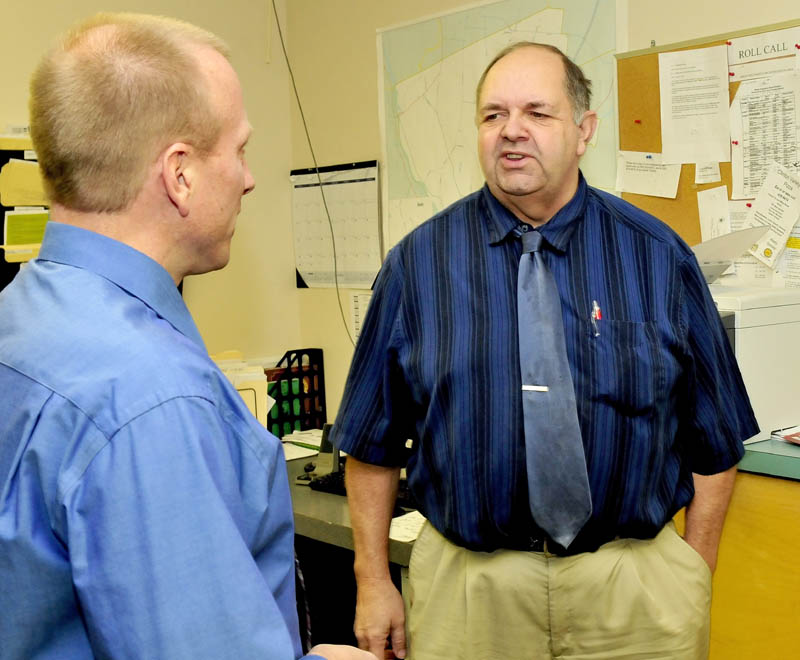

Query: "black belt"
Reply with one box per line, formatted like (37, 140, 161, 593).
(525, 534, 622, 557)
(525, 535, 561, 555)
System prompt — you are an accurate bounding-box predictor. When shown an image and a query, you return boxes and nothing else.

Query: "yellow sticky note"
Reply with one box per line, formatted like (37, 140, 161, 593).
(0, 136, 32, 151)
(2, 209, 49, 263)
(0, 159, 47, 207)
(1, 243, 41, 263)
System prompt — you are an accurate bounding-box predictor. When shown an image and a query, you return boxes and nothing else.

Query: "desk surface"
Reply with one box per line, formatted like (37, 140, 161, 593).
(287, 458, 415, 566)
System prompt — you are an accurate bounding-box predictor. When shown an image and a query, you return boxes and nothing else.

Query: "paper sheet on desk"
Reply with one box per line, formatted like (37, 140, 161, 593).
(281, 429, 323, 461)
(282, 442, 318, 461)
(771, 425, 800, 446)
(389, 510, 426, 543)
(283, 429, 323, 448)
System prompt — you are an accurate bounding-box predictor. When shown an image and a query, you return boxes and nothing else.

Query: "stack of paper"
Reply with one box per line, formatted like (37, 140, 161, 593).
(771, 425, 800, 446)
(282, 429, 323, 449)
(389, 510, 427, 542)
(281, 429, 323, 461)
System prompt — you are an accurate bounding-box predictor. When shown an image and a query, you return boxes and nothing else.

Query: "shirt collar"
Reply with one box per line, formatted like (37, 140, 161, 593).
(37, 222, 206, 351)
(482, 172, 589, 253)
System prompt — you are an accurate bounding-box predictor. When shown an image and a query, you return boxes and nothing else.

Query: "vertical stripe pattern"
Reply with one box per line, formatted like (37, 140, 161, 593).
(331, 175, 758, 554)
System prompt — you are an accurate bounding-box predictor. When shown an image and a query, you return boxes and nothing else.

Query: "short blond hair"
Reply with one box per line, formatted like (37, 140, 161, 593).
(30, 13, 230, 213)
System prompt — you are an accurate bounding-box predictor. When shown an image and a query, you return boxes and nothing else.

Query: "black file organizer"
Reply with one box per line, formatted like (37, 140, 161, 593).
(266, 348, 326, 439)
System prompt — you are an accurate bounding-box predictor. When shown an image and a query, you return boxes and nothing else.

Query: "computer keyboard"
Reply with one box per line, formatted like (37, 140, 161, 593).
(309, 468, 417, 512)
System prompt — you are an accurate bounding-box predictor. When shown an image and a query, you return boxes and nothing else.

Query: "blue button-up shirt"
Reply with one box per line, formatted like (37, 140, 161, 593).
(0, 223, 320, 659)
(332, 176, 758, 554)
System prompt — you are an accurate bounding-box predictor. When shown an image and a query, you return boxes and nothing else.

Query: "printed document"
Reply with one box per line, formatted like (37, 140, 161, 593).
(615, 151, 681, 198)
(730, 73, 800, 199)
(774, 227, 800, 289)
(727, 26, 800, 66)
(723, 200, 774, 285)
(697, 186, 732, 242)
(659, 46, 731, 164)
(746, 162, 800, 268)
(695, 162, 721, 184)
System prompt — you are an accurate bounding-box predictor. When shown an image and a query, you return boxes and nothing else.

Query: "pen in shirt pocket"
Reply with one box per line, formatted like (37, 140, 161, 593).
(591, 300, 602, 337)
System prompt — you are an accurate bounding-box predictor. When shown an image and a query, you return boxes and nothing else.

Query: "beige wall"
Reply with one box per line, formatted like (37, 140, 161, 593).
(1, 0, 299, 364)
(626, 0, 797, 51)
(4, 0, 798, 422)
(285, 0, 472, 418)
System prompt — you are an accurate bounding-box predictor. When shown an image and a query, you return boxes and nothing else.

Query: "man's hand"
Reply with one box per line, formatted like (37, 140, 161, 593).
(354, 576, 406, 659)
(308, 643, 380, 659)
(344, 458, 405, 658)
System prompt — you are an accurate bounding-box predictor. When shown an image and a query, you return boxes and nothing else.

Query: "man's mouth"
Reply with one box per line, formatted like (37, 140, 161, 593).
(502, 152, 531, 164)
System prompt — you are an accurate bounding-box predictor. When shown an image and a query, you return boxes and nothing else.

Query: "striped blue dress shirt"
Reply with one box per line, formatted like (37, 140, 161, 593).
(332, 175, 758, 554)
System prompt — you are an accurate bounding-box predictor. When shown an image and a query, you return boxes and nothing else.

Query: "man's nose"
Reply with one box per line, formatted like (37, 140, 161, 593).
(243, 162, 256, 195)
(500, 111, 528, 141)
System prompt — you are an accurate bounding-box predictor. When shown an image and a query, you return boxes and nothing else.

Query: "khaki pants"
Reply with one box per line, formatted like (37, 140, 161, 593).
(405, 522, 711, 660)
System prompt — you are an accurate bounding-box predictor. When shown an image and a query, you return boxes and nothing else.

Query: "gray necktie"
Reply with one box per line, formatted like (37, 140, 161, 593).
(517, 228, 592, 548)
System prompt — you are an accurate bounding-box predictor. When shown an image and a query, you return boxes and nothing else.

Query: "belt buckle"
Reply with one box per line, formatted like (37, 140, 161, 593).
(528, 536, 548, 553)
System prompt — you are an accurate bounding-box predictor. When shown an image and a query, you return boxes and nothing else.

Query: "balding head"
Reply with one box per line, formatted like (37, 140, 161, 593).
(475, 42, 592, 124)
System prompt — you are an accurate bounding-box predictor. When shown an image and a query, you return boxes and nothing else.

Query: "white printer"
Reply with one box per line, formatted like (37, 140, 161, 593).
(709, 284, 800, 443)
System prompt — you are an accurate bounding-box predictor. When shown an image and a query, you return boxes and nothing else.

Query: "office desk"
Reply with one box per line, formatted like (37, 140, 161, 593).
(288, 458, 410, 647)
(675, 441, 800, 660)
(289, 453, 799, 658)
(739, 437, 800, 480)
(288, 458, 415, 566)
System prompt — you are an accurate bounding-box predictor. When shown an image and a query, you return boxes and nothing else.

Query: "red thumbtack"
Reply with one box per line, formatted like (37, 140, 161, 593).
(746, 203, 752, 208)
(732, 140, 739, 145)
(726, 41, 732, 45)
(634, 119, 642, 124)
(795, 44, 800, 49)
(729, 72, 735, 77)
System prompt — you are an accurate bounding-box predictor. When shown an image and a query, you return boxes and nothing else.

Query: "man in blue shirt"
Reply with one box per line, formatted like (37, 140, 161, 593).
(332, 43, 758, 659)
(0, 13, 375, 660)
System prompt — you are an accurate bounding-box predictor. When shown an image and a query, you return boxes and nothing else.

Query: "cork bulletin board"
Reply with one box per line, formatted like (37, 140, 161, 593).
(615, 19, 800, 246)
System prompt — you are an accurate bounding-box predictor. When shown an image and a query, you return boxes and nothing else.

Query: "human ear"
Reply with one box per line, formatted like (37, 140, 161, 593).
(162, 143, 193, 217)
(576, 111, 598, 156)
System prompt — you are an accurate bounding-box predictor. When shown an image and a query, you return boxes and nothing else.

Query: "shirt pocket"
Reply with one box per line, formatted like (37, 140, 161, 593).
(585, 319, 664, 415)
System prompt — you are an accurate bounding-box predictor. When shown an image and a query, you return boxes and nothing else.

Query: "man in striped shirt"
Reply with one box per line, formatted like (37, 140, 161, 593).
(331, 42, 757, 660)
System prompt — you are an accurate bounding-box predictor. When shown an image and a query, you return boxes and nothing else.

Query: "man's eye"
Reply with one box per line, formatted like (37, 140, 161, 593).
(484, 113, 500, 122)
